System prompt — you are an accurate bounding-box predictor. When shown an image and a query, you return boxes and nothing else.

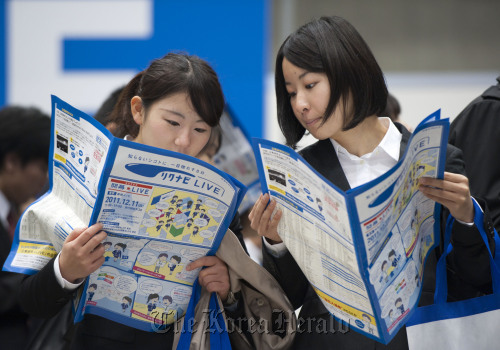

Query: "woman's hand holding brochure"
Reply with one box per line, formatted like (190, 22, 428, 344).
(59, 223, 107, 283)
(419, 172, 474, 223)
(248, 193, 283, 244)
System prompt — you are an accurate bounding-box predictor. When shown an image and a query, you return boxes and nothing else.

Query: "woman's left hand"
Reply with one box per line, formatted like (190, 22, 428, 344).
(186, 256, 230, 302)
(419, 171, 474, 223)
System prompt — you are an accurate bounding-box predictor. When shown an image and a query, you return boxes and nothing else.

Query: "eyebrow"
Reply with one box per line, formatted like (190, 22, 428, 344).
(159, 108, 207, 123)
(285, 71, 310, 85)
(159, 108, 185, 118)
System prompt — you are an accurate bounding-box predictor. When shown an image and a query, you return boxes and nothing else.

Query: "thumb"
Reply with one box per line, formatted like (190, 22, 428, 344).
(65, 227, 87, 243)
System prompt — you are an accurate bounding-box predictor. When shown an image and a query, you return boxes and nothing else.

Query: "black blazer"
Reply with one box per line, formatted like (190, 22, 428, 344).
(449, 76, 500, 230)
(1, 222, 34, 348)
(263, 123, 495, 349)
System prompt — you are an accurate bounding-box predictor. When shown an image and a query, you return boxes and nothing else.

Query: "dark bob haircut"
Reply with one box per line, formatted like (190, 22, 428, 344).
(110, 53, 225, 138)
(275, 16, 388, 148)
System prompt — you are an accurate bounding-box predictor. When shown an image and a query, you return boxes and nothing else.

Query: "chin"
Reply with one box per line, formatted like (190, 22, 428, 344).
(307, 130, 327, 141)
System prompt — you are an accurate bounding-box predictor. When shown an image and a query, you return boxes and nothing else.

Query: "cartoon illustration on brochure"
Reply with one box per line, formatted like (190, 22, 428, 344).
(82, 267, 193, 327)
(83, 266, 138, 317)
(133, 240, 206, 284)
(102, 235, 149, 271)
(378, 259, 421, 334)
(132, 276, 192, 325)
(369, 234, 407, 295)
(138, 188, 228, 247)
(391, 148, 438, 219)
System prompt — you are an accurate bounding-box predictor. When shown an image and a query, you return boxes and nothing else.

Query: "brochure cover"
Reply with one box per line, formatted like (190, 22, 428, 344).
(3, 95, 246, 331)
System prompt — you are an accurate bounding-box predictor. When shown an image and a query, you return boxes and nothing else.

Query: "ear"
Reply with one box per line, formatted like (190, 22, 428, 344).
(3, 153, 21, 173)
(130, 96, 144, 126)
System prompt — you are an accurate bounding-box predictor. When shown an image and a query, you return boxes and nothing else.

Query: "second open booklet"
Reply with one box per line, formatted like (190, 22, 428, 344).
(252, 110, 449, 344)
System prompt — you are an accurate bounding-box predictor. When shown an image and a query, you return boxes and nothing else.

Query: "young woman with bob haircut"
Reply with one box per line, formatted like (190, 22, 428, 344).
(250, 16, 495, 349)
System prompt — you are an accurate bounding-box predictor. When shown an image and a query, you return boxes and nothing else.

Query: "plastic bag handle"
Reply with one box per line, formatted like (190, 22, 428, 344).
(434, 199, 500, 304)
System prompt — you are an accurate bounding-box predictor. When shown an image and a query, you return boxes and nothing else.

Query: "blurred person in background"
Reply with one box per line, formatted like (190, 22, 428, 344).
(449, 75, 500, 230)
(93, 85, 126, 135)
(0, 106, 50, 349)
(384, 92, 413, 132)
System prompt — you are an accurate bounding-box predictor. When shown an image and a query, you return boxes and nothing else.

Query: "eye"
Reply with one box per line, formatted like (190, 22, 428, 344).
(305, 82, 316, 89)
(195, 128, 208, 133)
(287, 91, 296, 98)
(166, 120, 180, 126)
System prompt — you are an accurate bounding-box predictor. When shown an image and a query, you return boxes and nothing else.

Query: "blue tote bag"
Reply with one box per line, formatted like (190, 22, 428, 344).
(177, 279, 232, 350)
(406, 200, 500, 350)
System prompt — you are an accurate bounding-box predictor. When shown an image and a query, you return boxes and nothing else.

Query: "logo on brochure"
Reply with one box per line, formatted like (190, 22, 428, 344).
(369, 181, 397, 208)
(125, 163, 194, 178)
(355, 319, 365, 328)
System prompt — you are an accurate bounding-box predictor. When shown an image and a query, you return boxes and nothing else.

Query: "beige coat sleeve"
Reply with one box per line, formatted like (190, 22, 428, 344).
(172, 229, 296, 349)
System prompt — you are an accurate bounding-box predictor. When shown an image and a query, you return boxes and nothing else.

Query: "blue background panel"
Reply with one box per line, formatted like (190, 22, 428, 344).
(1, 0, 269, 137)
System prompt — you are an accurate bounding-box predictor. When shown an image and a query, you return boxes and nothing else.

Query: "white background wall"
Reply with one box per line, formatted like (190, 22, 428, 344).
(264, 72, 498, 148)
(266, 0, 499, 146)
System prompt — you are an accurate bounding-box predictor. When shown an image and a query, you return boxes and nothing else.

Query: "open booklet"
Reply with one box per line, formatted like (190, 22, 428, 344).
(3, 95, 246, 332)
(252, 110, 449, 344)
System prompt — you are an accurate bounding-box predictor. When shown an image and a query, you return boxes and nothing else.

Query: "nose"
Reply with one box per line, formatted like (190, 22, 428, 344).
(174, 129, 190, 148)
(295, 91, 309, 113)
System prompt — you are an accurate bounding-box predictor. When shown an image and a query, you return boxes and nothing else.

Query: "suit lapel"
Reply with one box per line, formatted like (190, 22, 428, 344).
(300, 139, 351, 191)
(301, 123, 411, 192)
(395, 122, 411, 160)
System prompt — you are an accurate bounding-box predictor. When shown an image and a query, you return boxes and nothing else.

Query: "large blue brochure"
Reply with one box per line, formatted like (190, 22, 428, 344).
(3, 96, 246, 332)
(252, 111, 448, 344)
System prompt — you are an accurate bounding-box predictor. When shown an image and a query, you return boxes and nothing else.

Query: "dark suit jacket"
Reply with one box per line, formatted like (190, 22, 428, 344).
(449, 76, 500, 230)
(18, 212, 246, 350)
(1, 221, 33, 348)
(263, 123, 495, 350)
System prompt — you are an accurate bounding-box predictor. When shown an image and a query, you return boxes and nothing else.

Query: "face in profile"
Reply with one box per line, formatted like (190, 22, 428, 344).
(282, 57, 351, 141)
(7, 157, 48, 205)
(132, 92, 212, 157)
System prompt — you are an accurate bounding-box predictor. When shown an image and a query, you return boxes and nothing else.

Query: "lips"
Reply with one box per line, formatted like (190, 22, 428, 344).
(304, 117, 322, 126)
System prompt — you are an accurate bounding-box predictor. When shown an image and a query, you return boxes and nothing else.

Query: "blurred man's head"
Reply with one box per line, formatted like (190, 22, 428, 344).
(0, 106, 51, 205)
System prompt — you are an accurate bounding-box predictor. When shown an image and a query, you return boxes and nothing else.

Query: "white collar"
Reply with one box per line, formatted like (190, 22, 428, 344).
(330, 117, 401, 161)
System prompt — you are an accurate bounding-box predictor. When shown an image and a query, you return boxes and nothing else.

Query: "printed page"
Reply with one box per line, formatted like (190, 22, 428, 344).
(4, 96, 111, 273)
(252, 110, 448, 344)
(350, 113, 448, 340)
(77, 139, 245, 331)
(253, 140, 375, 334)
(212, 109, 261, 213)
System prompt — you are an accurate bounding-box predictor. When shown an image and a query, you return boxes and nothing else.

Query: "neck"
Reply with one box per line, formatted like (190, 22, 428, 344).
(333, 116, 388, 157)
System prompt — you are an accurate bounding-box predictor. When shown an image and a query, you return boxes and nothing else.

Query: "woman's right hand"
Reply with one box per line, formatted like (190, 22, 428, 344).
(248, 193, 283, 244)
(59, 223, 107, 283)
